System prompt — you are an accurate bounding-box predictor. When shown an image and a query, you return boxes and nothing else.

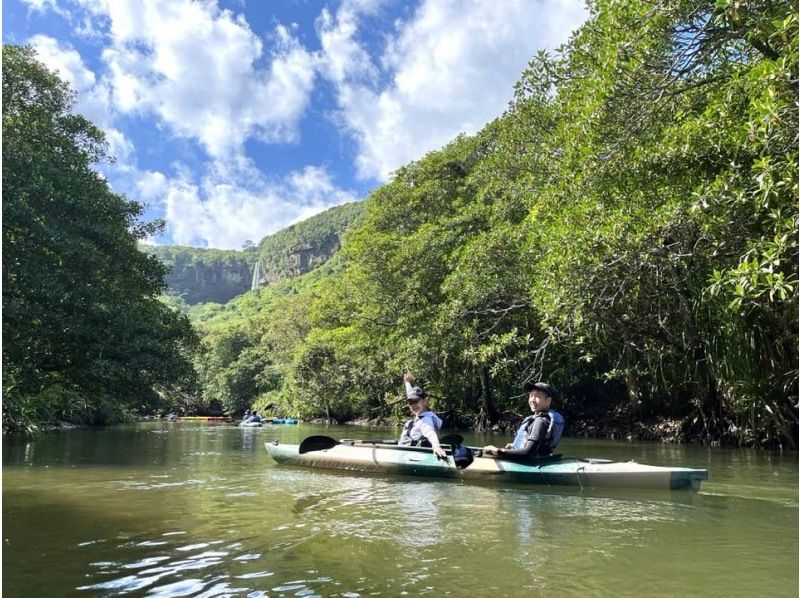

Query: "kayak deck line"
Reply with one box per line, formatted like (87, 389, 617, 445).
(264, 440, 708, 491)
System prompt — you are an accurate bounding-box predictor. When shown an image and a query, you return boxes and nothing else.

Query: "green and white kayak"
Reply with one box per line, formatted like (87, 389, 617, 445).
(264, 438, 708, 491)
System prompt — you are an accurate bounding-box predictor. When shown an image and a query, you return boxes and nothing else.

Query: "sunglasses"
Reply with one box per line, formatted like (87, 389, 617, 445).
(407, 398, 422, 405)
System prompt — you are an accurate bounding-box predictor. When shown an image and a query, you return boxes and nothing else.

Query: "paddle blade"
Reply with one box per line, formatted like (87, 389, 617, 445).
(299, 435, 339, 454)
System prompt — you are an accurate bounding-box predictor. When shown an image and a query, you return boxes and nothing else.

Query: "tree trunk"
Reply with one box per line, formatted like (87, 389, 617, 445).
(475, 366, 499, 431)
(625, 367, 642, 416)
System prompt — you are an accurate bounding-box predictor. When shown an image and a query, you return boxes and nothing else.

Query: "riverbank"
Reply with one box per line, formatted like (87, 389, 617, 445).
(9, 412, 796, 450)
(342, 414, 797, 450)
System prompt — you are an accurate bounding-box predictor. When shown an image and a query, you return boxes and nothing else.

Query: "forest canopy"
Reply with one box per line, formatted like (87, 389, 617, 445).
(194, 0, 798, 447)
(2, 45, 198, 433)
(4, 0, 797, 448)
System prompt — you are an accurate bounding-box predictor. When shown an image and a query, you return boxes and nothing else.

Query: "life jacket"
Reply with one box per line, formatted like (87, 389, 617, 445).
(400, 411, 442, 447)
(512, 410, 565, 453)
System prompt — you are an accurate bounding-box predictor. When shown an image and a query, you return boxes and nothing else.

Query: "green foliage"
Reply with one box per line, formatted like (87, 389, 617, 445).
(186, 1, 797, 446)
(511, 0, 798, 444)
(255, 201, 365, 282)
(143, 202, 364, 305)
(200, 0, 796, 447)
(2, 45, 199, 433)
(37, 0, 790, 446)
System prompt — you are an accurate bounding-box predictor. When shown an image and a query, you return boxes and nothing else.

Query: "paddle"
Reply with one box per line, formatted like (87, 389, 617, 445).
(298, 435, 398, 454)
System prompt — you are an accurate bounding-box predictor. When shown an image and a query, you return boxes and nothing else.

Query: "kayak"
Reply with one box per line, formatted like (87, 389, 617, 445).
(240, 421, 264, 427)
(264, 439, 708, 491)
(271, 418, 298, 425)
(176, 416, 232, 422)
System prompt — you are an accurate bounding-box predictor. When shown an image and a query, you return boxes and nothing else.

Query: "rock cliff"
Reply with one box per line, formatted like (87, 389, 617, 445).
(143, 201, 365, 305)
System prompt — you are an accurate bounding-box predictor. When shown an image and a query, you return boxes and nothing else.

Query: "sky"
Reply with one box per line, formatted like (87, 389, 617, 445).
(3, 0, 587, 250)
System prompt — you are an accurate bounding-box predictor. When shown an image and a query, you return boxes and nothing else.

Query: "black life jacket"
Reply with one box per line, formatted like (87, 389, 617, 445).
(512, 410, 565, 454)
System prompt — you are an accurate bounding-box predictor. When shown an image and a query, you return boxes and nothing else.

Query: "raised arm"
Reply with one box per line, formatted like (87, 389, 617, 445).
(403, 372, 415, 397)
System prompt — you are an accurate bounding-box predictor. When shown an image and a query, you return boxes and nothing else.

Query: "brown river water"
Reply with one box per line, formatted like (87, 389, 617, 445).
(3, 422, 798, 597)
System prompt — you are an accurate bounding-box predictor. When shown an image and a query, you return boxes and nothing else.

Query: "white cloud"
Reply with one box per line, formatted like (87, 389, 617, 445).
(316, 5, 377, 85)
(145, 165, 358, 249)
(21, 0, 65, 16)
(29, 34, 106, 121)
(93, 0, 316, 159)
(19, 0, 586, 249)
(319, 0, 587, 181)
(28, 34, 135, 167)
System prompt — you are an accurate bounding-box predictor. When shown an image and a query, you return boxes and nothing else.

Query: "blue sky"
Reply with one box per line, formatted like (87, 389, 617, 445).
(3, 0, 587, 249)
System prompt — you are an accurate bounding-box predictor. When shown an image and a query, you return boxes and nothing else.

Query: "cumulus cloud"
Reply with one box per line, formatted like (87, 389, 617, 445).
(93, 0, 316, 159)
(28, 34, 134, 167)
(318, 0, 587, 181)
(21, 0, 66, 16)
(145, 165, 358, 249)
(19, 0, 586, 249)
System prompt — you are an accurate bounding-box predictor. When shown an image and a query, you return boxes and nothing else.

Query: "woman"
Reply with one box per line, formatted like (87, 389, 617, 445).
(398, 372, 447, 458)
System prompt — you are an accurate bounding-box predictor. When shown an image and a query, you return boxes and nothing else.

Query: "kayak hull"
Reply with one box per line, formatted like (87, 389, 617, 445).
(264, 442, 707, 491)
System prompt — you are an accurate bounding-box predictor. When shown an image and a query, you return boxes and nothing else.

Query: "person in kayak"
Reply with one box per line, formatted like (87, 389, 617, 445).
(399, 372, 447, 458)
(483, 381, 565, 461)
(245, 410, 263, 423)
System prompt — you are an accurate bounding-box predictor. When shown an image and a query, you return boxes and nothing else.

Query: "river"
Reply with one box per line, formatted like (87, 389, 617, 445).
(3, 422, 797, 597)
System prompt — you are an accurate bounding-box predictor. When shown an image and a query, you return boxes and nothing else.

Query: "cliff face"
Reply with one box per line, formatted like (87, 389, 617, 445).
(254, 235, 341, 287)
(144, 200, 366, 305)
(163, 259, 253, 304)
(253, 201, 365, 288)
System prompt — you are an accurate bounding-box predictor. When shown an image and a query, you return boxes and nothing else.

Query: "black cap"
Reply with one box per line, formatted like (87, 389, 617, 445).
(522, 381, 557, 399)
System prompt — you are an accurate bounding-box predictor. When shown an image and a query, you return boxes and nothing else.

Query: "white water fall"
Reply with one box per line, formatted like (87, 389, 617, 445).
(250, 260, 262, 290)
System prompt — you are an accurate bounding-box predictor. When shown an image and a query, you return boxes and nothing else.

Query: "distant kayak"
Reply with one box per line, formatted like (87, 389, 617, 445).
(270, 418, 298, 425)
(265, 438, 708, 491)
(175, 416, 232, 422)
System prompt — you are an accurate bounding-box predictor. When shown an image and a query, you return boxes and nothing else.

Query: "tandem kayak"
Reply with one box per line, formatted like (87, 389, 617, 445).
(264, 438, 708, 491)
(271, 418, 298, 425)
(240, 421, 264, 427)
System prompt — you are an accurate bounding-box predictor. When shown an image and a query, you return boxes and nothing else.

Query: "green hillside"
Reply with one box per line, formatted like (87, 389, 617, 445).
(192, 1, 798, 445)
(143, 201, 366, 305)
(253, 201, 366, 285)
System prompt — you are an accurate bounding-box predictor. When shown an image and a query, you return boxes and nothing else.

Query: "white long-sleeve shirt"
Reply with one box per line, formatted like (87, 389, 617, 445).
(398, 411, 443, 447)
(399, 379, 443, 448)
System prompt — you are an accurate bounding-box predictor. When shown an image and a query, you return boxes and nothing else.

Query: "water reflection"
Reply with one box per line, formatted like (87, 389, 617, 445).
(2, 423, 797, 597)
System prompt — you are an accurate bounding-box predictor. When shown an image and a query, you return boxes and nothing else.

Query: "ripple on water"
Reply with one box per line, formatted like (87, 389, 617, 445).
(122, 556, 171, 569)
(233, 553, 261, 561)
(235, 571, 273, 579)
(144, 577, 208, 596)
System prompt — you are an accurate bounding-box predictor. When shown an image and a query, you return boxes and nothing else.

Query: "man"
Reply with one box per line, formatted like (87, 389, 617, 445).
(398, 372, 447, 458)
(483, 381, 565, 461)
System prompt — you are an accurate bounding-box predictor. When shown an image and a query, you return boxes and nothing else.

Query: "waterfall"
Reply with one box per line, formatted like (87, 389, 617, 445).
(251, 260, 262, 290)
